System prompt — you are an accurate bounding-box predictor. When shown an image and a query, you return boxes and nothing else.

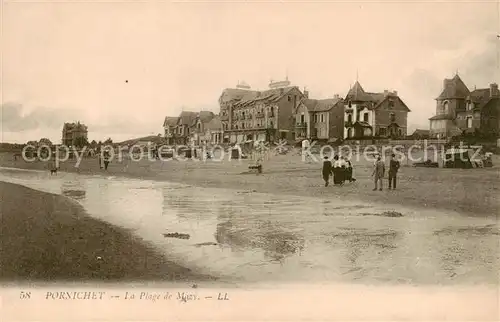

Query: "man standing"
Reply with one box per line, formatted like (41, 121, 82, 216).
(322, 156, 333, 187)
(388, 153, 400, 190)
(372, 155, 385, 191)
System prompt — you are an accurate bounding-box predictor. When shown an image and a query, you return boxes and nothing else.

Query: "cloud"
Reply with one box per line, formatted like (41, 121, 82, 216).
(1, 102, 85, 132)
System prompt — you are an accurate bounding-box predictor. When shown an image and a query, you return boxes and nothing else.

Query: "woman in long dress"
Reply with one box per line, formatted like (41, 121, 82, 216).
(332, 155, 341, 185)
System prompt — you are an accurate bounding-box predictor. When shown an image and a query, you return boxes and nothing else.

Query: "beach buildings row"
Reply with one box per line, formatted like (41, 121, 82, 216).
(217, 78, 411, 144)
(163, 111, 224, 146)
(163, 78, 412, 145)
(163, 75, 500, 145)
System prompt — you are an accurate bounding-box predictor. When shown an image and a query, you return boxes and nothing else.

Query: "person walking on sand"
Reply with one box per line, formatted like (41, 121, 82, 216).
(322, 156, 333, 187)
(372, 155, 385, 191)
(388, 153, 400, 190)
(332, 155, 342, 185)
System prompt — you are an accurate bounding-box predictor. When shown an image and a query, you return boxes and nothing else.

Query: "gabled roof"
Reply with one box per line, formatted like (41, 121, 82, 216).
(344, 81, 410, 111)
(469, 88, 494, 110)
(219, 88, 252, 103)
(205, 115, 223, 130)
(345, 81, 374, 102)
(177, 111, 198, 125)
(220, 86, 303, 108)
(436, 74, 470, 100)
(411, 129, 430, 136)
(373, 95, 411, 112)
(163, 116, 179, 127)
(191, 111, 215, 126)
(481, 97, 500, 111)
(301, 98, 342, 112)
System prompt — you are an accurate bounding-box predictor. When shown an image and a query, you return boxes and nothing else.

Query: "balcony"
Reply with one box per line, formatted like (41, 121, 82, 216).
(295, 122, 307, 129)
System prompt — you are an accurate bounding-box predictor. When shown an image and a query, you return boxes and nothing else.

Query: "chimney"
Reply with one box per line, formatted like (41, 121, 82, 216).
(334, 94, 339, 99)
(393, 90, 398, 96)
(384, 90, 389, 96)
(303, 88, 309, 98)
(490, 83, 499, 97)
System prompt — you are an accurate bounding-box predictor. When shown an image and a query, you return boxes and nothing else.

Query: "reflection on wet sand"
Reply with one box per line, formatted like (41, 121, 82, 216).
(1, 167, 499, 285)
(215, 220, 305, 263)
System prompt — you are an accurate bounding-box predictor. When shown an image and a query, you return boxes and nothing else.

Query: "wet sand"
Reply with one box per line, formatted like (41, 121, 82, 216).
(1, 151, 499, 216)
(0, 181, 214, 282)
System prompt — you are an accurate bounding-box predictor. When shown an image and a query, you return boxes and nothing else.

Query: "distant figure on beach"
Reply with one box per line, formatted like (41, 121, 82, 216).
(388, 153, 400, 190)
(103, 150, 110, 170)
(322, 156, 333, 187)
(302, 139, 312, 163)
(97, 152, 102, 169)
(372, 155, 385, 191)
(345, 157, 356, 182)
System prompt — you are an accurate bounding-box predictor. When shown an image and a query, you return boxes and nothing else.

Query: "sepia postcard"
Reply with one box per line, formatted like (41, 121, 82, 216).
(0, 0, 499, 321)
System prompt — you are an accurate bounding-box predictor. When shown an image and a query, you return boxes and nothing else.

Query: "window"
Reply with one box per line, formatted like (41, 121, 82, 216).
(347, 114, 352, 123)
(467, 116, 472, 128)
(388, 100, 394, 109)
(379, 127, 386, 136)
(287, 96, 291, 102)
(300, 114, 305, 123)
(348, 101, 352, 108)
(363, 113, 369, 122)
(390, 112, 396, 123)
(320, 114, 324, 122)
(314, 114, 318, 122)
(443, 101, 449, 114)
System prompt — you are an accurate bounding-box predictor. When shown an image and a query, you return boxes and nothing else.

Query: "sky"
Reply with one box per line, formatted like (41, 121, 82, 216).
(1, 0, 499, 144)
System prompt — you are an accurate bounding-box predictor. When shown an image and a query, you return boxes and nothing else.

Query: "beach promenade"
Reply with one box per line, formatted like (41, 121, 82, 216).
(1, 151, 498, 217)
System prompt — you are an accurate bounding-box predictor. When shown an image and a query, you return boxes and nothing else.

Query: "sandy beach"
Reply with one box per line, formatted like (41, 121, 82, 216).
(0, 181, 214, 282)
(1, 151, 499, 217)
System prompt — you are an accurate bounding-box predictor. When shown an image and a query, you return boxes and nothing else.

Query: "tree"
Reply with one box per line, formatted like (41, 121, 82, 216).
(90, 140, 97, 147)
(104, 138, 113, 144)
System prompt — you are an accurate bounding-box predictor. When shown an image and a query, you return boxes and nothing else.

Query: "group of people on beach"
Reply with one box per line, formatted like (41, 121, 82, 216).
(322, 155, 356, 187)
(322, 153, 400, 190)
